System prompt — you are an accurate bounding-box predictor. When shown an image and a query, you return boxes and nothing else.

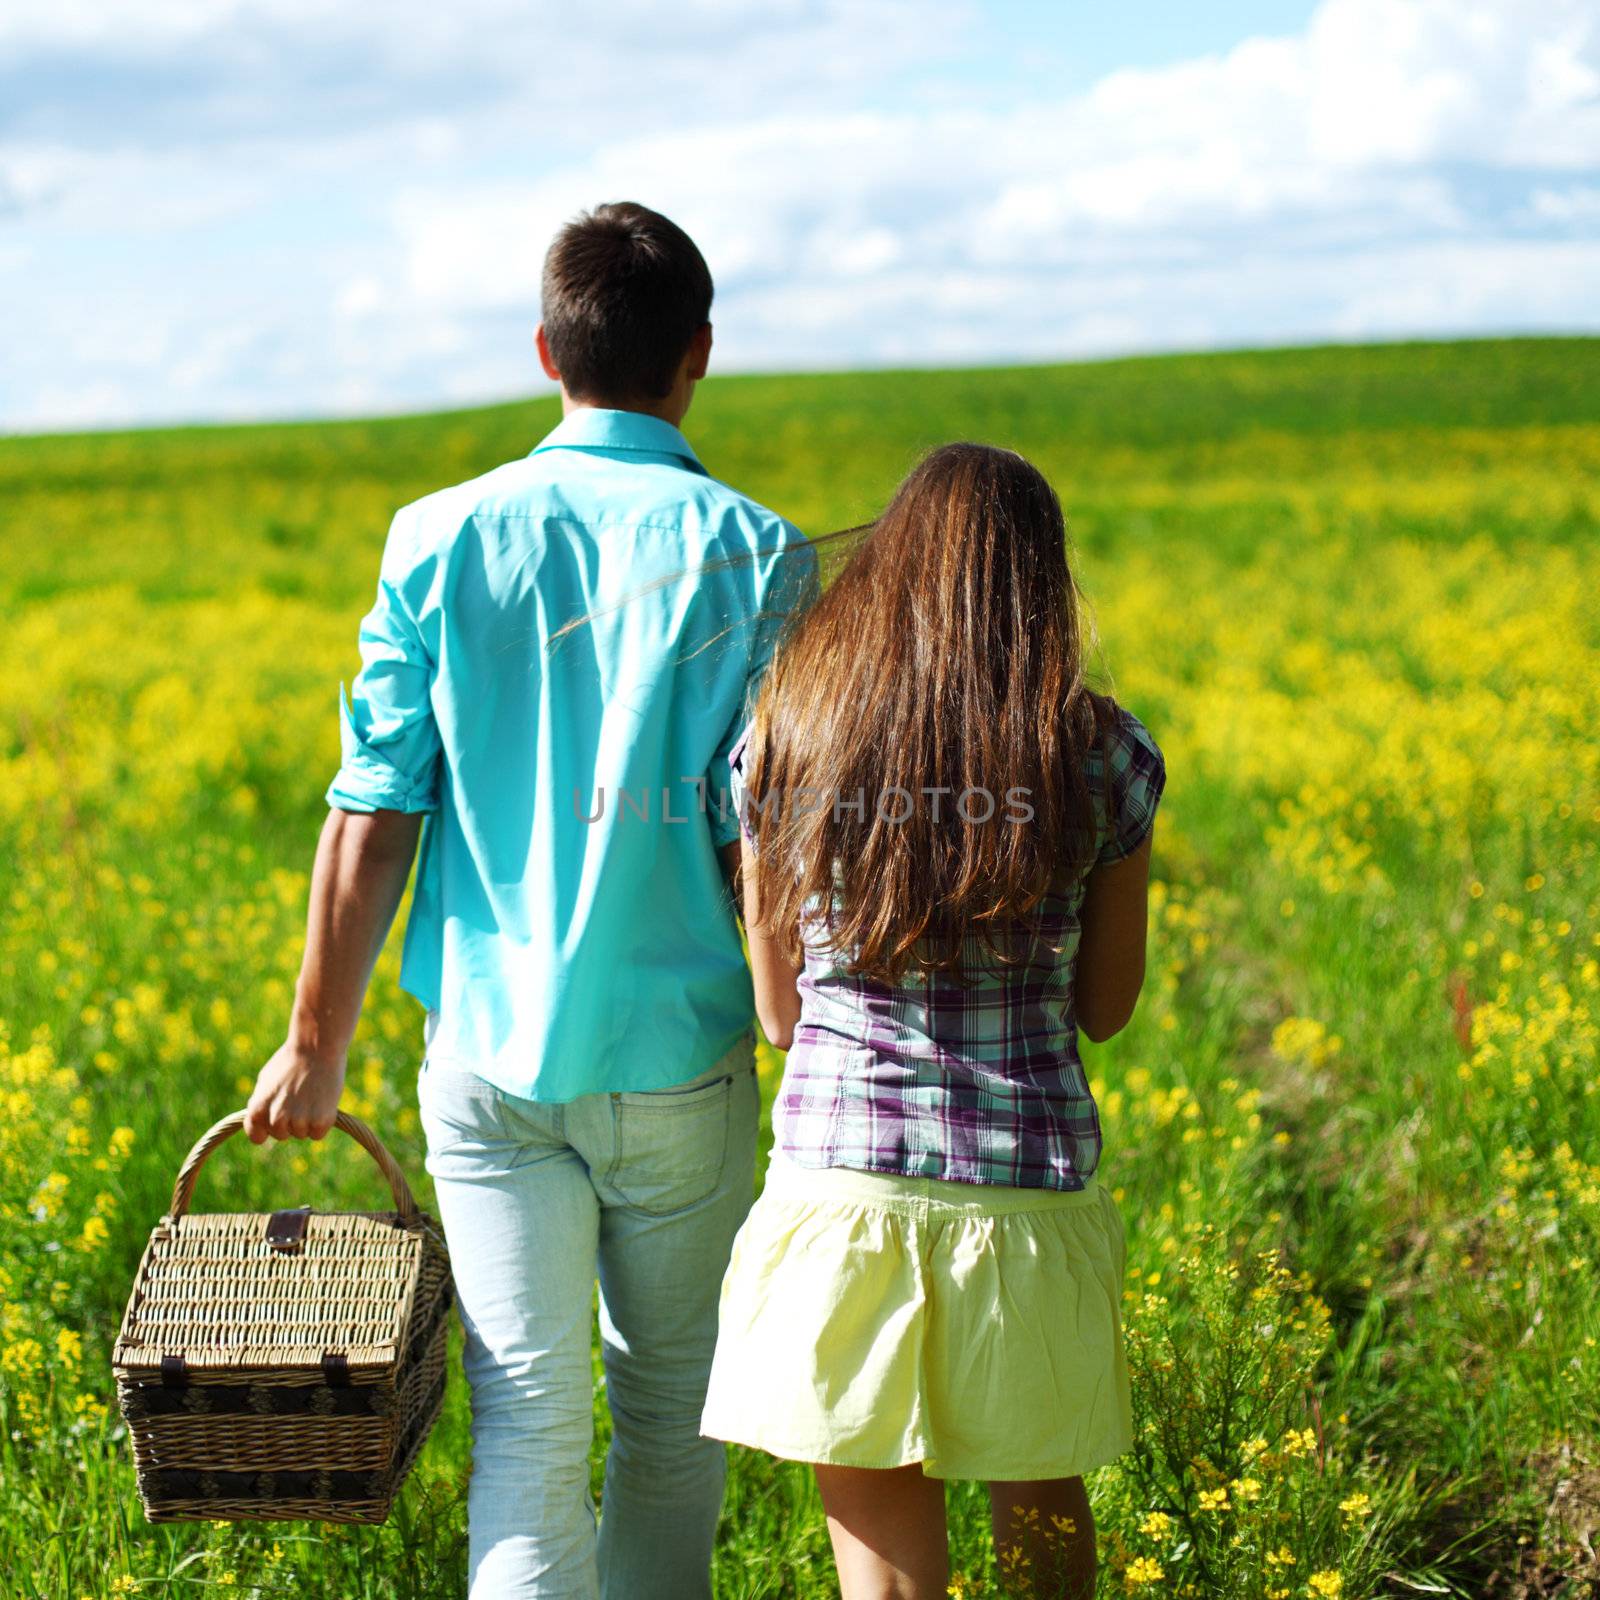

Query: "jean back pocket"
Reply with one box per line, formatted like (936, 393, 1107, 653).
(607, 1068, 745, 1217)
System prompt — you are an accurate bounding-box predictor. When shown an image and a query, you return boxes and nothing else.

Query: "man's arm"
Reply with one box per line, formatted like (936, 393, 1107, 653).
(244, 808, 422, 1143)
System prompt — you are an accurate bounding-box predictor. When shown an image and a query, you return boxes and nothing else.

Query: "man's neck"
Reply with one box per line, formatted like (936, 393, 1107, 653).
(559, 391, 689, 428)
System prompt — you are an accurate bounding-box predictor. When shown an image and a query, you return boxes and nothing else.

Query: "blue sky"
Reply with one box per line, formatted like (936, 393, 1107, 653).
(1, 0, 1596, 431)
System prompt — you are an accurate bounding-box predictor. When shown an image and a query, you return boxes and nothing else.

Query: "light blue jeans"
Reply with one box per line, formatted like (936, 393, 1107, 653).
(418, 1031, 760, 1600)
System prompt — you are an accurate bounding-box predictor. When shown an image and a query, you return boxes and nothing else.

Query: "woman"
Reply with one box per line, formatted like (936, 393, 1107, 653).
(700, 443, 1166, 1599)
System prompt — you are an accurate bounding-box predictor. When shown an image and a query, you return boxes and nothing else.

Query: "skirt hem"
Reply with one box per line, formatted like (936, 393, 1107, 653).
(702, 1417, 1132, 1483)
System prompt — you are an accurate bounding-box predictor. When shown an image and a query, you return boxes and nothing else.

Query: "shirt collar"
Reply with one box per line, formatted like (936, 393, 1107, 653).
(530, 407, 707, 475)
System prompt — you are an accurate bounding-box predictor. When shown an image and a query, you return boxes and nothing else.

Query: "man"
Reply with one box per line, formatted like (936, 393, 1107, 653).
(245, 201, 817, 1599)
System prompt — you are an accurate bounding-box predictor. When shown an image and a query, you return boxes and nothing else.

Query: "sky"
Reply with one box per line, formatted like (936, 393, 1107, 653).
(2, 0, 1598, 432)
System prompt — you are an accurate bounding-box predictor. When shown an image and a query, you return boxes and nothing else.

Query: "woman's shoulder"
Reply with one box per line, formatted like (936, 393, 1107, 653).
(1084, 702, 1164, 780)
(1084, 702, 1167, 866)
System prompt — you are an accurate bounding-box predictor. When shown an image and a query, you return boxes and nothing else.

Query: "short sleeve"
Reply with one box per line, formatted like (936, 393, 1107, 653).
(1093, 710, 1166, 867)
(325, 511, 443, 815)
(706, 523, 818, 846)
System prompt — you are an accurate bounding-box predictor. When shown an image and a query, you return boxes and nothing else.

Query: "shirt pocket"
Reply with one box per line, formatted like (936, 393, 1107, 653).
(606, 1070, 741, 1217)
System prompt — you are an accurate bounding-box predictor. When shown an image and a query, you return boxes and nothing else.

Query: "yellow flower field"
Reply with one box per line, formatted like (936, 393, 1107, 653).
(0, 338, 1597, 1596)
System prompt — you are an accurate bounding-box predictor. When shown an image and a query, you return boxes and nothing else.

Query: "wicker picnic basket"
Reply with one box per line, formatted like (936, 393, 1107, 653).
(112, 1109, 453, 1524)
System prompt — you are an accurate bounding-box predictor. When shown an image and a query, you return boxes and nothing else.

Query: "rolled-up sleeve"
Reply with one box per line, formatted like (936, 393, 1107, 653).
(326, 515, 443, 815)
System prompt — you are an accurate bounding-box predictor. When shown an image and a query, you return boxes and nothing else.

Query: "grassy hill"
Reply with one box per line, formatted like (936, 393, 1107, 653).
(5, 337, 1596, 608)
(1, 338, 1597, 1597)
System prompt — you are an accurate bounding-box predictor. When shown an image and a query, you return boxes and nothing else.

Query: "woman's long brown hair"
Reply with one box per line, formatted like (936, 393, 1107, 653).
(745, 442, 1113, 982)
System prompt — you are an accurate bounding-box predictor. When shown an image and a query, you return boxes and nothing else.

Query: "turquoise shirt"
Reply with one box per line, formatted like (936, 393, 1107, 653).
(327, 408, 817, 1101)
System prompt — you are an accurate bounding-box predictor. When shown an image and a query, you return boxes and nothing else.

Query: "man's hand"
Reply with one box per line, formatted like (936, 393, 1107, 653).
(245, 1042, 346, 1143)
(244, 808, 422, 1145)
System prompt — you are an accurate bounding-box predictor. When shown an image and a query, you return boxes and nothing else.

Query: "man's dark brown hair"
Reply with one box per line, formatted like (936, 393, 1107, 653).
(541, 202, 713, 404)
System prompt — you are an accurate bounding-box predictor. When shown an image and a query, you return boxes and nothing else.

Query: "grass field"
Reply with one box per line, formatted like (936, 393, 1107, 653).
(1, 338, 1598, 1599)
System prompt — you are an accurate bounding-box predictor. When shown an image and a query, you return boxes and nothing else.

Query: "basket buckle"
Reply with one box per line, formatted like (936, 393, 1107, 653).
(265, 1207, 312, 1255)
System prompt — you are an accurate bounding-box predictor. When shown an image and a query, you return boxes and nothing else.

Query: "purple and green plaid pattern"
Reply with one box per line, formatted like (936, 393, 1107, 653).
(733, 708, 1166, 1192)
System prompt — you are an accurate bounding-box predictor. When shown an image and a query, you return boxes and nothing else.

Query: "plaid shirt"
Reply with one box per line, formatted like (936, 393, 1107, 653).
(731, 709, 1165, 1190)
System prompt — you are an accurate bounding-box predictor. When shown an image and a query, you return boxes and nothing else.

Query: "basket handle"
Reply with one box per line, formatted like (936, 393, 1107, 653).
(167, 1110, 420, 1224)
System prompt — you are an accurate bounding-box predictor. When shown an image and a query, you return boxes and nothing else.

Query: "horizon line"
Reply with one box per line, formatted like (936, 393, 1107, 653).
(3, 328, 1596, 445)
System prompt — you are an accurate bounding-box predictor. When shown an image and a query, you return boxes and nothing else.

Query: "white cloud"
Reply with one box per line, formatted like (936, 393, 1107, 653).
(375, 0, 1599, 363)
(2, 0, 1598, 429)
(1306, 0, 1600, 166)
(1527, 183, 1600, 223)
(1326, 237, 1600, 335)
(336, 275, 385, 317)
(0, 0, 965, 154)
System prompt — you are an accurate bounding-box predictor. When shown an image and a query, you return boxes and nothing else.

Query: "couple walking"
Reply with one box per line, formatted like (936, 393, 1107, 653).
(246, 202, 1164, 1600)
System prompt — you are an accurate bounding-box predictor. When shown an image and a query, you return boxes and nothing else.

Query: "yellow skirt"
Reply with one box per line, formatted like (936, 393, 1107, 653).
(701, 1151, 1133, 1481)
